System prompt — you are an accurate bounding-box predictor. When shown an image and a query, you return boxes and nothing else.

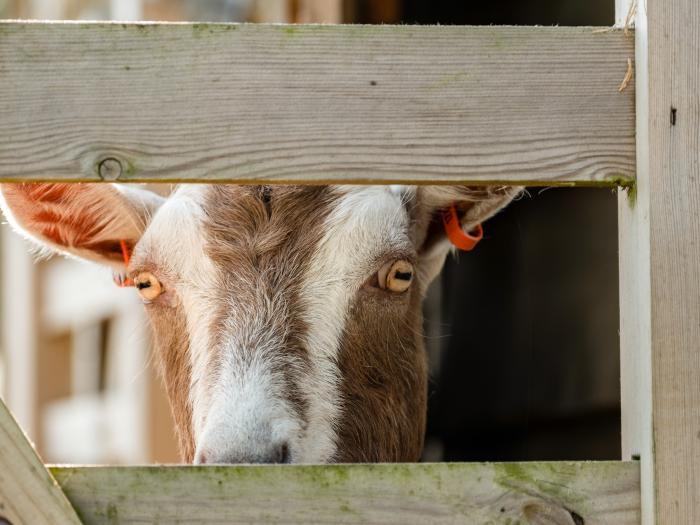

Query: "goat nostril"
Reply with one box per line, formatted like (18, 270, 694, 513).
(279, 443, 290, 464)
(196, 443, 290, 464)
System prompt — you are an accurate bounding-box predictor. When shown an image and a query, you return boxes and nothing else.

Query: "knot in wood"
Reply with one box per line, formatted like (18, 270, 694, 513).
(98, 157, 123, 181)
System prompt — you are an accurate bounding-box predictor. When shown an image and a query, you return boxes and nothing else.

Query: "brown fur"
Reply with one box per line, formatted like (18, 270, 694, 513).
(152, 185, 487, 462)
(199, 186, 338, 455)
(331, 187, 518, 461)
(148, 300, 195, 462)
(190, 185, 431, 462)
(335, 285, 427, 461)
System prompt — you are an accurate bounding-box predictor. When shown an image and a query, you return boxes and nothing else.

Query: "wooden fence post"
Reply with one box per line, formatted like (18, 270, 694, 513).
(618, 0, 700, 523)
(0, 399, 81, 525)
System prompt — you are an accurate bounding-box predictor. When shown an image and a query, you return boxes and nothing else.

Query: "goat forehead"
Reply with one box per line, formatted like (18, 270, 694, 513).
(136, 184, 414, 272)
(200, 185, 413, 272)
(326, 186, 413, 247)
(135, 185, 210, 271)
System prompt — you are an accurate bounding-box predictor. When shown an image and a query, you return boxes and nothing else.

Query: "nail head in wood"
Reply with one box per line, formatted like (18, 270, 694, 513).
(98, 157, 123, 181)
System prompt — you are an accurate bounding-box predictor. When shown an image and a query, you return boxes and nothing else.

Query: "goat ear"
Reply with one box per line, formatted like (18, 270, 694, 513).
(418, 186, 522, 283)
(0, 183, 164, 268)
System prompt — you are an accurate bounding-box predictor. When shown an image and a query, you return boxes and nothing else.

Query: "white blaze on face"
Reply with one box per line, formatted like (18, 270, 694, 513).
(296, 186, 413, 462)
(135, 186, 220, 440)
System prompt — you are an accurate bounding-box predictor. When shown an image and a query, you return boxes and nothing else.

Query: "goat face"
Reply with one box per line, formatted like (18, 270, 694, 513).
(0, 183, 518, 463)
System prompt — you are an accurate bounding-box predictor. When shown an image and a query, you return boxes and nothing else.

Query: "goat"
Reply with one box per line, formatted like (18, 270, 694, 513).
(0, 183, 517, 464)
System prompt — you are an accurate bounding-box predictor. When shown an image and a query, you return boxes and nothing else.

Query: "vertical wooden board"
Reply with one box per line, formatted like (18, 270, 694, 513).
(0, 398, 82, 525)
(646, 0, 700, 521)
(618, 0, 700, 522)
(617, 1, 653, 523)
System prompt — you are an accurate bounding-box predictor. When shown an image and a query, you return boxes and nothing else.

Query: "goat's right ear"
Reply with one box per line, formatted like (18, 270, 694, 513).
(0, 183, 164, 268)
(417, 185, 522, 285)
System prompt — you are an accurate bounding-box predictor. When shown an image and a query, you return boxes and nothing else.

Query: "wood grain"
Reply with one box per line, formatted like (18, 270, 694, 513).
(0, 399, 82, 525)
(618, 0, 700, 523)
(50, 462, 640, 524)
(645, 0, 700, 515)
(0, 22, 634, 185)
(616, 3, 652, 525)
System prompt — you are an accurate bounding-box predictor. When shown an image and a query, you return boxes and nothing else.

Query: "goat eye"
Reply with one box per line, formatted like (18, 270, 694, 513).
(134, 272, 162, 302)
(378, 260, 414, 293)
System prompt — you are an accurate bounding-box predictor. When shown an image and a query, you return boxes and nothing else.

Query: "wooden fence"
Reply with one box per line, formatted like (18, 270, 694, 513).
(1, 0, 699, 522)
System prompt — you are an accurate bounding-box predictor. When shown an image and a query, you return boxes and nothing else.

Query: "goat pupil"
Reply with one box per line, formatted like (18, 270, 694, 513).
(136, 281, 151, 290)
(394, 271, 412, 281)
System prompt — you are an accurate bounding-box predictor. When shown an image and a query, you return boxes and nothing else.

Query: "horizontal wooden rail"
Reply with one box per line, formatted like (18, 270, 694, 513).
(0, 22, 634, 186)
(50, 462, 640, 524)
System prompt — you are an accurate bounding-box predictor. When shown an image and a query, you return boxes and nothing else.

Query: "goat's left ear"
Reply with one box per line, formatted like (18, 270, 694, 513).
(418, 186, 522, 284)
(0, 183, 164, 268)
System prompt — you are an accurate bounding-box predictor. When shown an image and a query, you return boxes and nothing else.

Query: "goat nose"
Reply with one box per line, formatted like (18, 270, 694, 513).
(196, 442, 290, 465)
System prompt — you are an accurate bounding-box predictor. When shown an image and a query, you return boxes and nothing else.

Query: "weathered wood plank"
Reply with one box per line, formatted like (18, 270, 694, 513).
(50, 462, 640, 524)
(618, 0, 700, 523)
(0, 22, 634, 185)
(0, 398, 82, 525)
(616, 2, 653, 524)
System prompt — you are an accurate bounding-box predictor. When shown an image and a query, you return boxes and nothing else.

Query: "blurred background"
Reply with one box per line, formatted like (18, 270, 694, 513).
(0, 0, 620, 464)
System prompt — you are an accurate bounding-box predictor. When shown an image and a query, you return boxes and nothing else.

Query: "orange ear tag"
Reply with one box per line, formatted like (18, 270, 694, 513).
(114, 239, 134, 288)
(442, 205, 483, 252)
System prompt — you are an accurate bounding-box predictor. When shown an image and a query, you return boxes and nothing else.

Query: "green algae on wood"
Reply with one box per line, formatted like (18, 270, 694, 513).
(49, 461, 640, 524)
